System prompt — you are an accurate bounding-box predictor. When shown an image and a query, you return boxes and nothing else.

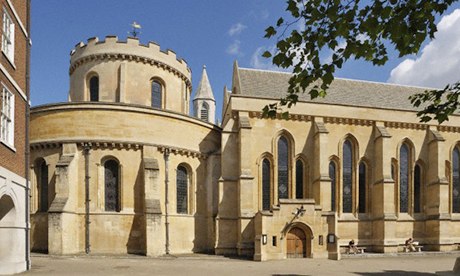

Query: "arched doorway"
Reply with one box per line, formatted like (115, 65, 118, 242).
(286, 227, 307, 258)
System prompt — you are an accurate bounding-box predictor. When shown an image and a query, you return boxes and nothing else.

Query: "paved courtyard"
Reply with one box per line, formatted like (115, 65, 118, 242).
(19, 253, 460, 276)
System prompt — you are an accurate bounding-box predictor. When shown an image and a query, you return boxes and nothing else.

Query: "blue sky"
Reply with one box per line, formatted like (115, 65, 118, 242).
(31, 1, 460, 119)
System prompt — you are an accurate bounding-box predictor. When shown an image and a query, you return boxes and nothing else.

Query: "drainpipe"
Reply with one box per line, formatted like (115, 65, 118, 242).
(164, 149, 170, 255)
(83, 143, 91, 254)
(24, 0, 31, 270)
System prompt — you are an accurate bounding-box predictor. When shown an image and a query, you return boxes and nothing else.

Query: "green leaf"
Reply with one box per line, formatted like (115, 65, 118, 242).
(276, 17, 284, 27)
(264, 26, 277, 38)
(262, 51, 272, 58)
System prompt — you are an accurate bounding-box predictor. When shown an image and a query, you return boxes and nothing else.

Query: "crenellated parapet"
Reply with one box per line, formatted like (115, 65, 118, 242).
(69, 36, 191, 89)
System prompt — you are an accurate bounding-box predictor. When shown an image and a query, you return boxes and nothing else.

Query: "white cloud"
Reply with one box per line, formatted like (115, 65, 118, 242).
(388, 9, 460, 88)
(250, 46, 289, 71)
(228, 23, 247, 36)
(226, 40, 241, 55)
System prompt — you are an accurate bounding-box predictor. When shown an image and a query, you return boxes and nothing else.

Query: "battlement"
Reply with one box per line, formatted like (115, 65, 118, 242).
(69, 36, 191, 80)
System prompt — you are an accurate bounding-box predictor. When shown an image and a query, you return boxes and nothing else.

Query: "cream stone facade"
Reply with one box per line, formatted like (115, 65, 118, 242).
(30, 36, 460, 262)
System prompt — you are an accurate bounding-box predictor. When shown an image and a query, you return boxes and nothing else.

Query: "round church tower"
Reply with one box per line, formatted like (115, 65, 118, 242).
(69, 36, 192, 114)
(29, 36, 221, 256)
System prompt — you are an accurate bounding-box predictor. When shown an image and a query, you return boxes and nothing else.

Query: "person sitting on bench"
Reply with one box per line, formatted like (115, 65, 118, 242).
(405, 237, 416, 252)
(348, 239, 358, 254)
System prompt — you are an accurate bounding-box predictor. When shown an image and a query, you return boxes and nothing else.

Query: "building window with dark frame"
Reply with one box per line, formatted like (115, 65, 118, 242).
(295, 159, 304, 199)
(151, 80, 162, 108)
(399, 143, 410, 213)
(329, 161, 336, 212)
(342, 140, 353, 213)
(104, 159, 120, 212)
(262, 158, 271, 211)
(200, 102, 209, 121)
(278, 136, 289, 200)
(414, 164, 422, 213)
(453, 148, 460, 213)
(89, 76, 99, 102)
(176, 165, 189, 214)
(358, 162, 366, 213)
(37, 159, 48, 212)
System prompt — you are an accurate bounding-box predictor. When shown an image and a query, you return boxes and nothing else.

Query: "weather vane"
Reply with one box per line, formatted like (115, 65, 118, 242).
(129, 21, 142, 38)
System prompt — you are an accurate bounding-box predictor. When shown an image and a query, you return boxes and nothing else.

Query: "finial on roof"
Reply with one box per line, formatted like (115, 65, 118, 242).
(203, 65, 206, 69)
(129, 21, 142, 38)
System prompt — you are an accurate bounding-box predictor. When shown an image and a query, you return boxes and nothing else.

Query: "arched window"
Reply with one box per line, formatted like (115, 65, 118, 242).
(358, 162, 366, 213)
(104, 159, 120, 212)
(278, 136, 289, 200)
(262, 158, 271, 210)
(400, 143, 410, 213)
(37, 159, 48, 212)
(89, 76, 99, 102)
(200, 102, 209, 121)
(176, 165, 189, 214)
(414, 164, 422, 213)
(151, 80, 162, 108)
(329, 161, 337, 211)
(343, 140, 353, 213)
(453, 148, 460, 213)
(295, 160, 304, 199)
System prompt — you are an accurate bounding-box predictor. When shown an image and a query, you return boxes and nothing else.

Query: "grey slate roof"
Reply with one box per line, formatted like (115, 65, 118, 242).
(237, 68, 431, 111)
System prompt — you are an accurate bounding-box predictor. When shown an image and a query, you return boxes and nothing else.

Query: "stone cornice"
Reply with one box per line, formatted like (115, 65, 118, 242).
(69, 53, 192, 90)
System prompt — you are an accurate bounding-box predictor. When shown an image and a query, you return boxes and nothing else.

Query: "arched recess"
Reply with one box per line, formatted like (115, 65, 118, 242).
(414, 161, 424, 214)
(0, 194, 16, 226)
(295, 154, 308, 199)
(86, 72, 99, 102)
(340, 134, 359, 214)
(329, 155, 339, 212)
(452, 146, 460, 213)
(0, 193, 19, 264)
(176, 162, 193, 214)
(398, 139, 415, 214)
(34, 158, 48, 212)
(358, 158, 369, 214)
(102, 156, 121, 212)
(285, 222, 314, 258)
(273, 130, 295, 201)
(258, 152, 274, 211)
(200, 102, 209, 121)
(151, 77, 166, 109)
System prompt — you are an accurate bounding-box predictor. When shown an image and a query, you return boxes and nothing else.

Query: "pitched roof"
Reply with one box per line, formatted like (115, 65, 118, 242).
(236, 67, 431, 111)
(194, 65, 215, 101)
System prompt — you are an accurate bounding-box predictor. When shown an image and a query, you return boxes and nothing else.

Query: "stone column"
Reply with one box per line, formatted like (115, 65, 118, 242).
(372, 123, 397, 253)
(48, 143, 79, 254)
(143, 146, 164, 256)
(425, 128, 451, 251)
(312, 118, 331, 210)
(236, 112, 255, 257)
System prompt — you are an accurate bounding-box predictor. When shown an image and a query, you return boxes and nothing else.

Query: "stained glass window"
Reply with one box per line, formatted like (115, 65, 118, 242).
(414, 164, 421, 213)
(262, 159, 271, 210)
(105, 160, 120, 212)
(39, 159, 48, 212)
(358, 162, 366, 213)
(152, 81, 162, 108)
(278, 137, 289, 199)
(177, 166, 188, 214)
(343, 140, 353, 213)
(89, 76, 99, 102)
(329, 161, 336, 211)
(453, 148, 460, 213)
(296, 160, 304, 199)
(400, 143, 409, 213)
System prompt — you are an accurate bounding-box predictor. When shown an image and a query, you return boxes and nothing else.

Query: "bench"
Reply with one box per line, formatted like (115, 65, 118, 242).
(402, 245, 423, 252)
(345, 246, 366, 254)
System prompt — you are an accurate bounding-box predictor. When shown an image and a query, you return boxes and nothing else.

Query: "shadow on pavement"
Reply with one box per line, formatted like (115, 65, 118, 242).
(354, 271, 435, 275)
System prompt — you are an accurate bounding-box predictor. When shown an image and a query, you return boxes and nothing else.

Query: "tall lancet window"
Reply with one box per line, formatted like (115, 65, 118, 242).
(200, 102, 209, 121)
(358, 162, 366, 213)
(104, 159, 120, 212)
(329, 161, 337, 211)
(342, 140, 353, 213)
(295, 160, 304, 199)
(414, 164, 422, 213)
(453, 148, 460, 213)
(262, 158, 271, 210)
(176, 165, 189, 214)
(278, 136, 289, 200)
(89, 76, 99, 102)
(400, 143, 410, 213)
(152, 81, 162, 108)
(38, 159, 48, 212)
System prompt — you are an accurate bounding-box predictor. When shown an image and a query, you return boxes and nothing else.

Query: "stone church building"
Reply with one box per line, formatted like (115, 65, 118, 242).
(30, 36, 460, 261)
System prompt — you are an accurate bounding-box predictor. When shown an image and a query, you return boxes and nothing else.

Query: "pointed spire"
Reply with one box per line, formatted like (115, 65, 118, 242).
(194, 65, 215, 101)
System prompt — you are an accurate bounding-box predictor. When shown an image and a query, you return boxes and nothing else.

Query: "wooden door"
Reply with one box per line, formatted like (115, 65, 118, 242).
(286, 227, 306, 258)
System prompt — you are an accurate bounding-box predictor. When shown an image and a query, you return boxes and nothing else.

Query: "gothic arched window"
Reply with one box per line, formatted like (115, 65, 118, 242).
(453, 148, 460, 213)
(400, 143, 410, 213)
(358, 162, 367, 213)
(151, 80, 162, 108)
(414, 164, 422, 213)
(343, 140, 353, 213)
(262, 158, 271, 210)
(176, 165, 189, 214)
(295, 160, 304, 199)
(89, 76, 99, 102)
(104, 159, 120, 212)
(37, 159, 48, 212)
(278, 136, 289, 200)
(200, 102, 209, 121)
(329, 161, 337, 211)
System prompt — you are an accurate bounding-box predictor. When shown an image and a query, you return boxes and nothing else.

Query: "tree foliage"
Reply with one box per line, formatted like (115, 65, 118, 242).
(263, 0, 456, 123)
